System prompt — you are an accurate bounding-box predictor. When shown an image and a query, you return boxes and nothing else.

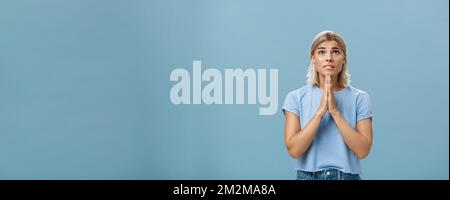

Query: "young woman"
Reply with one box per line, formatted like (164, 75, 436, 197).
(282, 30, 373, 180)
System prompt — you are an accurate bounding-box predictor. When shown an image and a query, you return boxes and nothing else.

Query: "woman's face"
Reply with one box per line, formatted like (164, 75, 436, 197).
(312, 40, 345, 77)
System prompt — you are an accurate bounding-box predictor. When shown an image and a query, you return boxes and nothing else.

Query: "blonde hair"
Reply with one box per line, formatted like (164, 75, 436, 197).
(306, 30, 351, 87)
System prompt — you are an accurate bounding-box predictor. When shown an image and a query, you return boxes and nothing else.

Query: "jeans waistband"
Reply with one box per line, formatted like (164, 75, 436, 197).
(297, 168, 361, 180)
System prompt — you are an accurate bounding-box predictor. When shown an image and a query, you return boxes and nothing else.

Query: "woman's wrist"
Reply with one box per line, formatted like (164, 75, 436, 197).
(315, 111, 326, 119)
(329, 109, 340, 117)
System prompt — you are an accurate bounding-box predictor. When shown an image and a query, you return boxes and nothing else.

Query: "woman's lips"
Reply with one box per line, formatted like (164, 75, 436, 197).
(324, 65, 335, 70)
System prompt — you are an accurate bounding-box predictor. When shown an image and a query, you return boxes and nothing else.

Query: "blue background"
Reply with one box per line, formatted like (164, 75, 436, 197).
(0, 0, 448, 180)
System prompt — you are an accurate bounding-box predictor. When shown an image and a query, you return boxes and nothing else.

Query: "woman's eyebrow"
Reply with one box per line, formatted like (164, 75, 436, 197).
(317, 47, 341, 50)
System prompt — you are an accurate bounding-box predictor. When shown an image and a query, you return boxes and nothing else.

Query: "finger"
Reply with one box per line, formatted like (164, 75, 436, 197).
(330, 90, 335, 105)
(329, 90, 332, 102)
(330, 89, 334, 101)
(328, 79, 331, 91)
(327, 75, 331, 89)
(327, 75, 331, 88)
(327, 88, 331, 101)
(327, 90, 331, 111)
(327, 77, 331, 89)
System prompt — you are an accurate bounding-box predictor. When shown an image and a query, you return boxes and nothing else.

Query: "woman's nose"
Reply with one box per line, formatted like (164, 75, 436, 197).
(325, 54, 332, 62)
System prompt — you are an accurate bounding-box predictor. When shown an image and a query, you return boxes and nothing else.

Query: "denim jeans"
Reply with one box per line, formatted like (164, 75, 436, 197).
(296, 168, 361, 180)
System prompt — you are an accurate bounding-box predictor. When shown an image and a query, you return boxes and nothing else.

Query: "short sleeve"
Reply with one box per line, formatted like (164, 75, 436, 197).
(356, 93, 373, 122)
(282, 92, 300, 117)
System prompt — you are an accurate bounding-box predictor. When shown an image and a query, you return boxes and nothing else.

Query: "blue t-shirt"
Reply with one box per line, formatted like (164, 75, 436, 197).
(282, 84, 373, 175)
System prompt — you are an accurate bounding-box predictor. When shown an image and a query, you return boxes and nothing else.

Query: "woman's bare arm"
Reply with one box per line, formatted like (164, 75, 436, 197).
(326, 76, 373, 160)
(330, 111, 373, 160)
(284, 111, 324, 158)
(284, 86, 329, 158)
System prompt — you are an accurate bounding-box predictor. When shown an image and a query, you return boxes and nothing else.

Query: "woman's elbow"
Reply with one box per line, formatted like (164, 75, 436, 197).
(288, 149, 301, 159)
(356, 150, 370, 160)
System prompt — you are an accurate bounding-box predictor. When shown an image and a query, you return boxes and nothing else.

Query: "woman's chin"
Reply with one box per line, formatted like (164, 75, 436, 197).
(320, 72, 336, 76)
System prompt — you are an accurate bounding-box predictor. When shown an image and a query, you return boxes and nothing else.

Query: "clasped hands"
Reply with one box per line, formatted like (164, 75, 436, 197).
(317, 75, 339, 117)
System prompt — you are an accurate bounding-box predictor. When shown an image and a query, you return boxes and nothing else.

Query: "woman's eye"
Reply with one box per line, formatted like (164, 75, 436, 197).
(332, 50, 340, 54)
(318, 50, 325, 55)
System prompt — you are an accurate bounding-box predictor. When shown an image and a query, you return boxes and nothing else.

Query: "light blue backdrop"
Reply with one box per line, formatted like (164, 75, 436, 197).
(0, 0, 448, 180)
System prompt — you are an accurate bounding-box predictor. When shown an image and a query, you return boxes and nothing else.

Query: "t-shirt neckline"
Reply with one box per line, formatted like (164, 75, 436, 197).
(313, 84, 348, 95)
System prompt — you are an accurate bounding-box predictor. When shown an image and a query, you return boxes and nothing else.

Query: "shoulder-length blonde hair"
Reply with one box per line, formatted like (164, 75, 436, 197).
(306, 30, 351, 87)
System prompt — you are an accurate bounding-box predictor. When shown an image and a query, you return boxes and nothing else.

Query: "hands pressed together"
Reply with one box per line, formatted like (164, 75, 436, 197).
(317, 75, 339, 117)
